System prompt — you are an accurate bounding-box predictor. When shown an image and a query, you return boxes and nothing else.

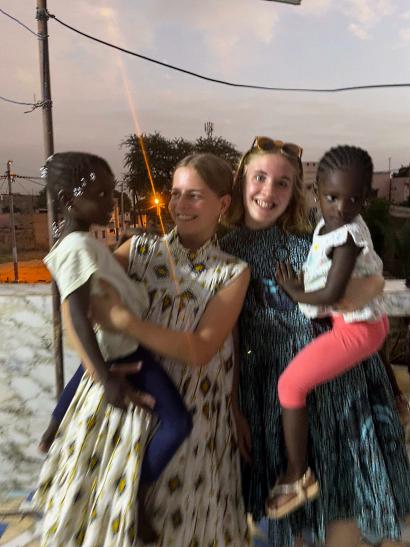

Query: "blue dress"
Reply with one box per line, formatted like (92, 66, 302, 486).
(222, 225, 410, 546)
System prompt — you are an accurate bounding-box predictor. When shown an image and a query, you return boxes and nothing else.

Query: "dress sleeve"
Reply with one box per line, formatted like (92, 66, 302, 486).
(44, 240, 99, 302)
(211, 256, 248, 295)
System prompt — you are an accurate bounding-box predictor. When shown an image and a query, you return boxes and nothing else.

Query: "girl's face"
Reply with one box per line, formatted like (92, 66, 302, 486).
(69, 166, 115, 227)
(169, 166, 230, 246)
(318, 168, 366, 231)
(243, 153, 295, 230)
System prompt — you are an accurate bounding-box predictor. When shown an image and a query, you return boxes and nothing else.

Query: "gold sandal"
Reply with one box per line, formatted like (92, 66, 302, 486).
(265, 468, 320, 520)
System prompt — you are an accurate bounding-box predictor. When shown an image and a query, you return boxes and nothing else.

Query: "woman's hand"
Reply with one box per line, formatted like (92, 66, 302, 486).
(232, 404, 252, 464)
(276, 262, 303, 299)
(103, 361, 155, 411)
(336, 274, 385, 312)
(90, 280, 133, 333)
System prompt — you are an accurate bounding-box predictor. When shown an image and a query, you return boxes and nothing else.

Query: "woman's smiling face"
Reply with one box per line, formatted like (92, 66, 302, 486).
(169, 166, 230, 245)
(243, 153, 295, 230)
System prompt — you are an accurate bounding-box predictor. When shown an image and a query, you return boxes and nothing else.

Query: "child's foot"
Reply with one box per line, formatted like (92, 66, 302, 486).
(137, 505, 159, 544)
(38, 418, 59, 453)
(265, 467, 319, 520)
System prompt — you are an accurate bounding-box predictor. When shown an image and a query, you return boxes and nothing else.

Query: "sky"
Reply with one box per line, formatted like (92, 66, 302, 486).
(1, 0, 410, 194)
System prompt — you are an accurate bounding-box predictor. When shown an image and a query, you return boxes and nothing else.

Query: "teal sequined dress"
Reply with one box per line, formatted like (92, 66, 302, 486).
(221, 225, 410, 546)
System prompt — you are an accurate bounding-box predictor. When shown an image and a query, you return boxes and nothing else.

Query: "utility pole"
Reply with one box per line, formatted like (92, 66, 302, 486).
(388, 157, 392, 202)
(204, 121, 214, 139)
(36, 0, 64, 397)
(6, 161, 19, 283)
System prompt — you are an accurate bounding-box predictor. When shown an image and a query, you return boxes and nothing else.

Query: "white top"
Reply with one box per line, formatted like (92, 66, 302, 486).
(44, 231, 149, 360)
(299, 214, 385, 322)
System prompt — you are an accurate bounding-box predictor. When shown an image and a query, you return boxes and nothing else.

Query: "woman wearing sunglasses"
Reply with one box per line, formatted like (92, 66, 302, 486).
(222, 137, 410, 547)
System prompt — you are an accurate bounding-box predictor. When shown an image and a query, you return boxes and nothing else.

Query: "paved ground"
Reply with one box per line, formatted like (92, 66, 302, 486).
(1, 367, 409, 547)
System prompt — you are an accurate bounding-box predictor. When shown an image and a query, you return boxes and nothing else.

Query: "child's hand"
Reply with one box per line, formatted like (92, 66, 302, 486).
(103, 363, 155, 411)
(275, 262, 303, 298)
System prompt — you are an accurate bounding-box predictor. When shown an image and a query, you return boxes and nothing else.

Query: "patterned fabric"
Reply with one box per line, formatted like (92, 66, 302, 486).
(34, 372, 151, 546)
(128, 229, 251, 546)
(222, 225, 410, 547)
(300, 215, 385, 322)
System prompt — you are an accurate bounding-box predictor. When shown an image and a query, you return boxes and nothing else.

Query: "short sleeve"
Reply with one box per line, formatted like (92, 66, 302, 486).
(44, 239, 99, 302)
(209, 255, 248, 295)
(322, 217, 372, 256)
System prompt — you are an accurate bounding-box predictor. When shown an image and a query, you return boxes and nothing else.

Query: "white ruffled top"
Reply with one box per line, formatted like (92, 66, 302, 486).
(299, 214, 385, 322)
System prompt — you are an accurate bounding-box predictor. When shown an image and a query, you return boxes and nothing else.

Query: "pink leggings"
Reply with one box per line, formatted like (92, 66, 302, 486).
(278, 315, 389, 409)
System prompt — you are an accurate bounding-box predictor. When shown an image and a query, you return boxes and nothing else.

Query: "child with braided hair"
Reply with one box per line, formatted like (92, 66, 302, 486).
(267, 145, 389, 519)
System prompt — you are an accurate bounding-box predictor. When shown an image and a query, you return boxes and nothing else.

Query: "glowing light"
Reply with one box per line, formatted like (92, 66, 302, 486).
(101, 7, 197, 365)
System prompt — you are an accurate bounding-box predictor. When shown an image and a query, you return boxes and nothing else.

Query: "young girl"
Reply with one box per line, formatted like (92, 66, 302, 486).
(36, 151, 192, 543)
(266, 145, 389, 519)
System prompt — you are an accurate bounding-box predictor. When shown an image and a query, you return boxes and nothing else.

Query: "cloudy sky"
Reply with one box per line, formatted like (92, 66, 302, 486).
(1, 0, 410, 194)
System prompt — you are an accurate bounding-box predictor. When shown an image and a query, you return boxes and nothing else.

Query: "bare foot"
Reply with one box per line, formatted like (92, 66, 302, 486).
(266, 468, 319, 519)
(38, 418, 59, 453)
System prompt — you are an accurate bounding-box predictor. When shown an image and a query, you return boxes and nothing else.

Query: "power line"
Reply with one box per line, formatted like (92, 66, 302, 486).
(0, 8, 39, 37)
(0, 95, 51, 113)
(47, 10, 410, 93)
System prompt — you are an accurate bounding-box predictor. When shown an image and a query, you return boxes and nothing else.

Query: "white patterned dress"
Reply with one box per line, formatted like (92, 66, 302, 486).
(129, 229, 250, 547)
(34, 375, 152, 546)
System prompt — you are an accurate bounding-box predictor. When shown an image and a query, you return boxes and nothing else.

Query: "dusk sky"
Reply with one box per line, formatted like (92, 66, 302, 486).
(1, 0, 410, 194)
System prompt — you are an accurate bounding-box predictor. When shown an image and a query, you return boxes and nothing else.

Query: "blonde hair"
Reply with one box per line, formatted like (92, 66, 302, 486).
(226, 147, 311, 234)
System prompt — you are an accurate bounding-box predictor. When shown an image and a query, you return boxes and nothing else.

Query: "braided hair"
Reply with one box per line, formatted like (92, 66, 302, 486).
(316, 145, 373, 194)
(43, 151, 113, 202)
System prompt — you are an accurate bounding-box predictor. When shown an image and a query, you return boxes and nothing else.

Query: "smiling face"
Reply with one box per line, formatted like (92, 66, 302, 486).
(318, 168, 366, 231)
(169, 166, 231, 248)
(243, 152, 295, 230)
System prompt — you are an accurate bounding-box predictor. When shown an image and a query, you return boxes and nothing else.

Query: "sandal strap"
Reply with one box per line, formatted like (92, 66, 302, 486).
(269, 468, 313, 498)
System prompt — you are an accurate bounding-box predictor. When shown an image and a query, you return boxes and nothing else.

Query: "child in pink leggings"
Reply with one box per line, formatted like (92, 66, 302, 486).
(266, 145, 389, 519)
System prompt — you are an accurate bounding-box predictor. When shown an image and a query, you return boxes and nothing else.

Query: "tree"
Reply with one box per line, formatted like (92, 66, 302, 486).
(362, 197, 391, 256)
(193, 136, 241, 170)
(121, 132, 241, 196)
(122, 132, 193, 196)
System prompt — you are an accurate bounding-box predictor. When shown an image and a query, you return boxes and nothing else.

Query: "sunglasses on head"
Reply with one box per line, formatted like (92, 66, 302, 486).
(237, 136, 303, 178)
(251, 136, 303, 160)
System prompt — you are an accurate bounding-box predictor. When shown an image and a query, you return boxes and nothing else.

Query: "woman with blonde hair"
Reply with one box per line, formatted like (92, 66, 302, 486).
(221, 137, 410, 546)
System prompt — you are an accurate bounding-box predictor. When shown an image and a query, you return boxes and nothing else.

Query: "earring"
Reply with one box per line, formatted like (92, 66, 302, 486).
(218, 213, 222, 223)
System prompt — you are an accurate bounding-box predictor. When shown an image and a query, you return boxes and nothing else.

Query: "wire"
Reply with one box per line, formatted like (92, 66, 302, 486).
(15, 175, 43, 181)
(0, 95, 52, 113)
(0, 95, 38, 107)
(47, 11, 410, 93)
(0, 8, 39, 37)
(17, 178, 46, 187)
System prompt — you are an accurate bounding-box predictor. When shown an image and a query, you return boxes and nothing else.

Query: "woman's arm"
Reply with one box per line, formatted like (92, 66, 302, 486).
(231, 324, 252, 463)
(277, 236, 361, 306)
(92, 268, 251, 368)
(113, 238, 132, 271)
